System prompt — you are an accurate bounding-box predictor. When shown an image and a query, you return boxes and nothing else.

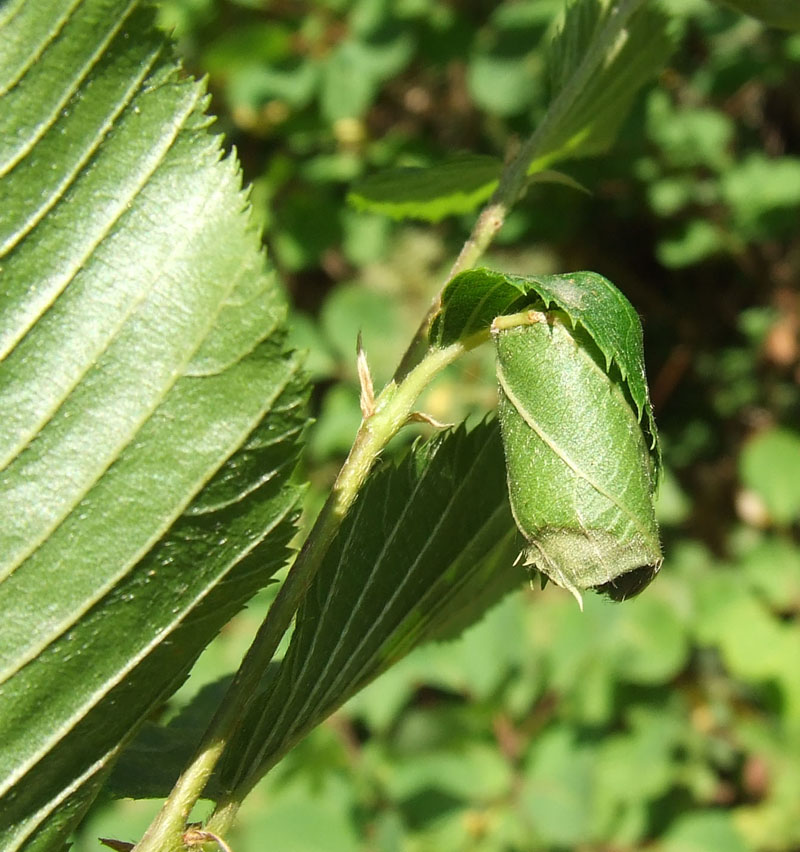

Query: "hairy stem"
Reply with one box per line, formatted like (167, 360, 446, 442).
(395, 0, 647, 380)
(133, 339, 477, 852)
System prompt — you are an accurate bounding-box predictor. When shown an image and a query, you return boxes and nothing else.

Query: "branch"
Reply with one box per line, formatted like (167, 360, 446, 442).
(134, 3, 649, 846)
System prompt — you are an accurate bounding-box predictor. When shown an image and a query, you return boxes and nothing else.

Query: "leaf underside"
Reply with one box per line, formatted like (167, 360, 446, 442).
(0, 1, 306, 848)
(215, 420, 522, 798)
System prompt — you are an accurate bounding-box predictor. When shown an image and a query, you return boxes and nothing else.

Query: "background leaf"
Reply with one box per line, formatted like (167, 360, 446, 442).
(347, 155, 503, 222)
(0, 1, 306, 847)
(712, 0, 800, 29)
(739, 427, 800, 526)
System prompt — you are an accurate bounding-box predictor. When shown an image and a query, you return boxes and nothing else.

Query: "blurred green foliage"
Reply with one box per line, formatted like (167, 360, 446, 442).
(76, 0, 800, 849)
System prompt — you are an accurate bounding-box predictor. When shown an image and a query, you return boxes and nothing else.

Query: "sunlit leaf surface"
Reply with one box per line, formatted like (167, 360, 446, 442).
(0, 1, 307, 847)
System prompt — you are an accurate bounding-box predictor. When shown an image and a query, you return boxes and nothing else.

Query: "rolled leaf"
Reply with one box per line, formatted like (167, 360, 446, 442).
(493, 311, 661, 605)
(432, 268, 661, 476)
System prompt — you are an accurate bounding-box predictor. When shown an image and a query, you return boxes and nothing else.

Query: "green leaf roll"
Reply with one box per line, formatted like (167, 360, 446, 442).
(493, 310, 661, 606)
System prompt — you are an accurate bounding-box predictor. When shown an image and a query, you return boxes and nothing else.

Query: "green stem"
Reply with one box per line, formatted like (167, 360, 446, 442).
(395, 0, 647, 380)
(133, 339, 479, 852)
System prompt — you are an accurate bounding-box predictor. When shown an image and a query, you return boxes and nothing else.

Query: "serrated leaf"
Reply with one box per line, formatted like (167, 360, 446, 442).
(432, 268, 659, 462)
(219, 420, 522, 794)
(347, 155, 503, 222)
(0, 1, 307, 848)
(529, 0, 676, 172)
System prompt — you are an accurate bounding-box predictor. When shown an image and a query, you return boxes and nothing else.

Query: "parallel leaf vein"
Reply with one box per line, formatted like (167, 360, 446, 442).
(0, 0, 139, 177)
(0, 77, 204, 361)
(0, 160, 240, 579)
(300, 435, 499, 728)
(0, 0, 78, 98)
(0, 487, 298, 800)
(0, 41, 163, 256)
(248, 434, 499, 776)
(0, 359, 301, 687)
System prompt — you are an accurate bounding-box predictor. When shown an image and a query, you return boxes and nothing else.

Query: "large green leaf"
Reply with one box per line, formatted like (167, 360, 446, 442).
(217, 420, 522, 797)
(0, 1, 307, 848)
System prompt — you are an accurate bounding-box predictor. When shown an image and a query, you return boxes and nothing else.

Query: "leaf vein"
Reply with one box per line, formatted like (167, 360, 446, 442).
(0, 0, 139, 177)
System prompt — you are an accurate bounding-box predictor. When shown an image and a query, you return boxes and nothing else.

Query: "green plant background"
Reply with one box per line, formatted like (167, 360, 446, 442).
(75, 0, 800, 849)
